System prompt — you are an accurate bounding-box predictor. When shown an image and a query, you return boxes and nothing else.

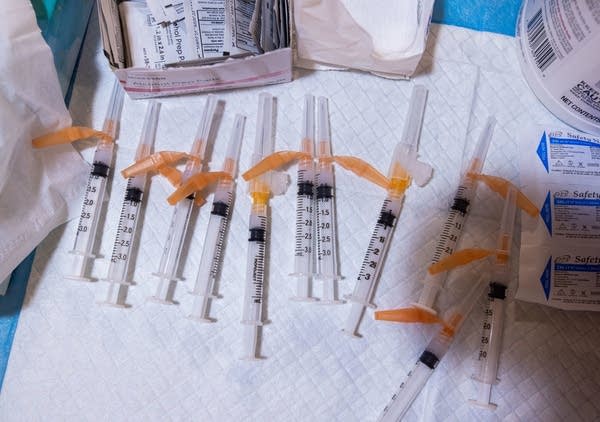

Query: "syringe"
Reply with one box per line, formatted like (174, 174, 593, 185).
(241, 93, 286, 359)
(374, 279, 485, 422)
(414, 117, 496, 314)
(187, 114, 246, 321)
(100, 101, 161, 307)
(344, 85, 431, 336)
(65, 80, 124, 281)
(470, 187, 517, 409)
(290, 94, 318, 302)
(150, 95, 218, 304)
(314, 96, 344, 304)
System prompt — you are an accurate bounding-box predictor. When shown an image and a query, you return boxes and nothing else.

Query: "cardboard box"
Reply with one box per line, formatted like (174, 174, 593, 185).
(98, 1, 292, 99)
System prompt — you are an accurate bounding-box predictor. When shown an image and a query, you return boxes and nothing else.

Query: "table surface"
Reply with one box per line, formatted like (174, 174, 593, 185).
(0, 0, 524, 397)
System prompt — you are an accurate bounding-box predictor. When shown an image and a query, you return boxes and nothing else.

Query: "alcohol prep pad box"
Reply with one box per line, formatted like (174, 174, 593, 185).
(517, 125, 600, 310)
(97, 0, 293, 99)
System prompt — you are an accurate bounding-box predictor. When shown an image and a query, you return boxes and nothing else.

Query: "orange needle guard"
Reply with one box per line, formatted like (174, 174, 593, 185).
(333, 156, 390, 190)
(167, 171, 231, 205)
(470, 173, 539, 217)
(425, 174, 538, 275)
(242, 151, 310, 181)
(428, 248, 496, 275)
(374, 306, 443, 324)
(121, 151, 191, 179)
(32, 126, 113, 148)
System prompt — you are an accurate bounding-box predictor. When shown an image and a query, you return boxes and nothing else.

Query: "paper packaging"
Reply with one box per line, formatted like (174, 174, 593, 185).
(517, 125, 600, 311)
(0, 0, 89, 286)
(98, 0, 293, 99)
(0, 0, 89, 285)
(99, 0, 434, 99)
(293, 0, 435, 79)
(145, 0, 185, 24)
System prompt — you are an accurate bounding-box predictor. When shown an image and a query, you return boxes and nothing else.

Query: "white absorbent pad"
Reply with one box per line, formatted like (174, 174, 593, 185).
(1, 15, 600, 422)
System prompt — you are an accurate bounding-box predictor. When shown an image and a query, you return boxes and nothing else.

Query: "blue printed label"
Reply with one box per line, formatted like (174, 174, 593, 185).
(544, 130, 600, 180)
(554, 198, 600, 206)
(541, 191, 552, 236)
(549, 137, 600, 149)
(555, 263, 600, 272)
(537, 132, 549, 173)
(549, 187, 600, 240)
(540, 258, 551, 300)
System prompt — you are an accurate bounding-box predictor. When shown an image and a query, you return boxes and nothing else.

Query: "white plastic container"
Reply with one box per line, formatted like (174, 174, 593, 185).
(517, 0, 600, 135)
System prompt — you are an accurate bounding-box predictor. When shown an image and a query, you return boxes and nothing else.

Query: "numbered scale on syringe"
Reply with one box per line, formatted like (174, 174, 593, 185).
(241, 209, 269, 360)
(432, 187, 470, 263)
(72, 156, 112, 259)
(242, 212, 268, 326)
(352, 197, 403, 305)
(107, 178, 144, 284)
(474, 284, 506, 383)
(315, 176, 337, 277)
(294, 167, 315, 273)
(198, 190, 233, 290)
(377, 358, 434, 422)
(188, 187, 233, 319)
(413, 182, 473, 313)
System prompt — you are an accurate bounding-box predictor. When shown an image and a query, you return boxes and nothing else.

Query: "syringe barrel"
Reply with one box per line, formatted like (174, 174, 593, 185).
(189, 183, 234, 316)
(291, 158, 316, 300)
(400, 85, 427, 146)
(104, 176, 146, 285)
(189, 216, 223, 320)
(344, 195, 403, 334)
(314, 96, 339, 281)
(242, 206, 268, 325)
(377, 361, 434, 422)
(223, 114, 246, 177)
(68, 142, 115, 270)
(314, 96, 340, 285)
(495, 187, 518, 267)
(184, 95, 219, 179)
(293, 160, 315, 276)
(439, 275, 486, 339)
(353, 196, 403, 301)
(291, 95, 316, 300)
(154, 198, 194, 282)
(243, 325, 260, 360)
(388, 85, 427, 177)
(135, 100, 161, 160)
(316, 96, 331, 158)
(253, 93, 275, 164)
(302, 94, 315, 151)
(465, 116, 496, 176)
(192, 94, 218, 155)
(192, 215, 223, 292)
(190, 113, 243, 309)
(414, 119, 496, 311)
(315, 167, 340, 280)
(105, 197, 141, 283)
(104, 101, 159, 287)
(67, 81, 124, 281)
(240, 95, 273, 359)
(470, 283, 507, 409)
(102, 79, 125, 139)
(424, 328, 454, 362)
(476, 293, 506, 384)
(93, 141, 116, 164)
(415, 181, 474, 312)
